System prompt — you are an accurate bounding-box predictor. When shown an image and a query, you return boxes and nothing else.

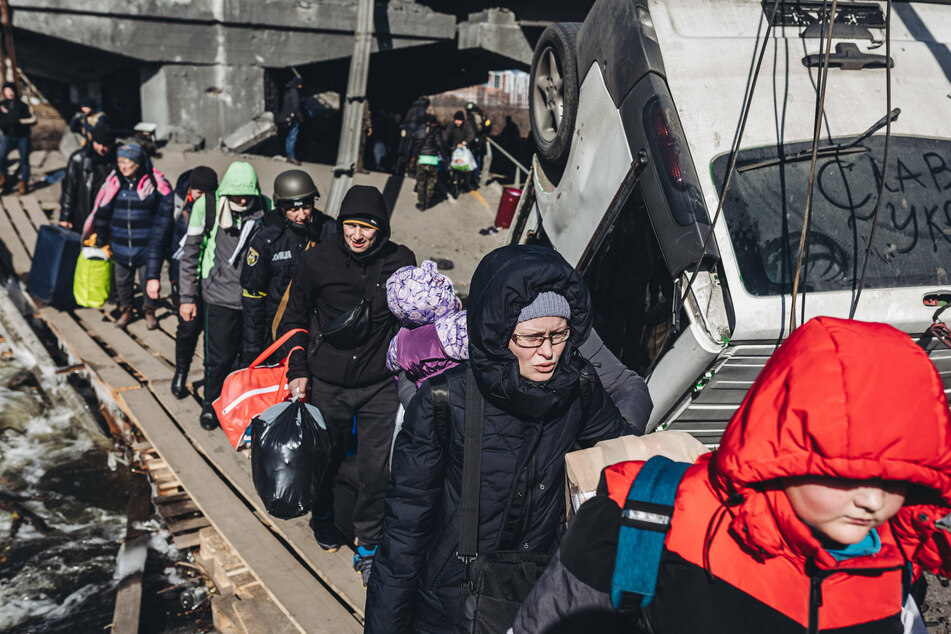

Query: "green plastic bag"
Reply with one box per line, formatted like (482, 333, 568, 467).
(73, 247, 113, 308)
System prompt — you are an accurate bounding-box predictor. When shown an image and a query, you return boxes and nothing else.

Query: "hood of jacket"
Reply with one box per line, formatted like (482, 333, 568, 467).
(713, 316, 951, 563)
(216, 161, 263, 198)
(336, 185, 391, 261)
(466, 245, 593, 420)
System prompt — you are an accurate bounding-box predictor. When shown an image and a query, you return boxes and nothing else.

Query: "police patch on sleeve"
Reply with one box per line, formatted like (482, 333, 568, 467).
(247, 247, 259, 266)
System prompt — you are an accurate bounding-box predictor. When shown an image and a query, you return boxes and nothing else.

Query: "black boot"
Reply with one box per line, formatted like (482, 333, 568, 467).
(199, 403, 219, 431)
(171, 368, 189, 399)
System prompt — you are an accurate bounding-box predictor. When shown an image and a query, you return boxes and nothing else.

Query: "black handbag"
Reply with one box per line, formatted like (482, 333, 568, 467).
(311, 258, 384, 352)
(452, 369, 552, 634)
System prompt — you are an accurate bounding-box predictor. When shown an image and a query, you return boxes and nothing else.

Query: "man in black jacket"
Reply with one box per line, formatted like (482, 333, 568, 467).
(0, 82, 36, 194)
(282, 185, 415, 582)
(281, 77, 304, 165)
(241, 169, 335, 362)
(59, 124, 117, 231)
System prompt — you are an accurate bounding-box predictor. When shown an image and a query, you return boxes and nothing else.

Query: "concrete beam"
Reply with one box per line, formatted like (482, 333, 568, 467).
(140, 63, 265, 145)
(457, 8, 533, 66)
(9, 0, 456, 66)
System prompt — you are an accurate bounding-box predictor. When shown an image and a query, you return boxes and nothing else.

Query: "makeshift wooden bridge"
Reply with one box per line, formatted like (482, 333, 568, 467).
(0, 193, 365, 633)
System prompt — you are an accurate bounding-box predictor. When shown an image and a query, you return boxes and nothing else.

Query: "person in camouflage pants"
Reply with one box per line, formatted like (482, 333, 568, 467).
(414, 116, 446, 211)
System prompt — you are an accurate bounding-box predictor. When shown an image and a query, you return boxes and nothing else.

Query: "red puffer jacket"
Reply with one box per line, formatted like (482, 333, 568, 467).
(513, 317, 951, 634)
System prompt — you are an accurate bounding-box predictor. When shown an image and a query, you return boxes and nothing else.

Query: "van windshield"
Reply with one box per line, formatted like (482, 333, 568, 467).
(711, 135, 951, 296)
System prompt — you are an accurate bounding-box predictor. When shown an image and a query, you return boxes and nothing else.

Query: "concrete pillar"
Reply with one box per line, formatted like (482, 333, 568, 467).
(140, 63, 265, 146)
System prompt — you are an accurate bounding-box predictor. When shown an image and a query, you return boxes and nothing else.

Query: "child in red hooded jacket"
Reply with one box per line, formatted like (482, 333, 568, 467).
(512, 317, 951, 634)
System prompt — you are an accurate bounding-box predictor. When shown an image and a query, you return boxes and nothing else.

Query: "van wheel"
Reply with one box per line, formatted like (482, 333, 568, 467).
(530, 22, 580, 171)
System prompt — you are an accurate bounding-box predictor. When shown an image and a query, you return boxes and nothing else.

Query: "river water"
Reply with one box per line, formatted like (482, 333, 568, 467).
(0, 357, 210, 633)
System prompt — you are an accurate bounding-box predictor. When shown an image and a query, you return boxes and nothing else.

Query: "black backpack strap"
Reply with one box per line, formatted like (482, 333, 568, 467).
(457, 367, 484, 586)
(204, 193, 217, 236)
(429, 372, 451, 451)
(578, 363, 596, 421)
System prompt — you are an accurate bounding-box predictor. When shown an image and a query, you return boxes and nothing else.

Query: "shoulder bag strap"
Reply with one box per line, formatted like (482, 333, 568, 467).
(457, 366, 484, 582)
(249, 327, 307, 369)
(610, 455, 691, 610)
(363, 256, 386, 302)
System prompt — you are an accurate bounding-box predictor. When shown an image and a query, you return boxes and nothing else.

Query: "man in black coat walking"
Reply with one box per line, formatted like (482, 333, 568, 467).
(59, 124, 117, 231)
(0, 82, 36, 194)
(282, 185, 415, 584)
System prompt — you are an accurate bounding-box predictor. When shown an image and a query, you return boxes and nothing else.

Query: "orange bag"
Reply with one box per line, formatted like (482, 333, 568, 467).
(214, 328, 308, 449)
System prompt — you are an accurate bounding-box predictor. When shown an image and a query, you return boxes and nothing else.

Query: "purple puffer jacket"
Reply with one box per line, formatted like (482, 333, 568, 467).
(387, 311, 468, 386)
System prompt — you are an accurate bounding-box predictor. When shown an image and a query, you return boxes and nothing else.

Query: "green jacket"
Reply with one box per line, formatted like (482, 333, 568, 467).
(178, 161, 273, 309)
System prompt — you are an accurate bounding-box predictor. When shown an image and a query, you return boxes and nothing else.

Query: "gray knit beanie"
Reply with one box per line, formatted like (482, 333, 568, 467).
(517, 291, 571, 323)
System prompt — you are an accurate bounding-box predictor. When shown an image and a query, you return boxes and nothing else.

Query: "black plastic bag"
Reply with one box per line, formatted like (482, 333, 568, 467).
(251, 399, 334, 519)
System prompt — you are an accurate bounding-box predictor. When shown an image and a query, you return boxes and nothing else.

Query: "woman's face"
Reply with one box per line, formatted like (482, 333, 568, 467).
(343, 222, 378, 253)
(117, 157, 139, 178)
(508, 316, 570, 382)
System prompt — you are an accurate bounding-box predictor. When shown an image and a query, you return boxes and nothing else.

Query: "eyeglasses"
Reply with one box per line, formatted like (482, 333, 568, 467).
(510, 329, 570, 349)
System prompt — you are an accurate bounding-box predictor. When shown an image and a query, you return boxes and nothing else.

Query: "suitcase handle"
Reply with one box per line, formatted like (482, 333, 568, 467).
(249, 328, 308, 369)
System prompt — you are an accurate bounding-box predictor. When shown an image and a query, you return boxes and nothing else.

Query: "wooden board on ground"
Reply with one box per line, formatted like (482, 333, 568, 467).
(126, 315, 177, 366)
(38, 307, 140, 392)
(0, 199, 32, 275)
(149, 379, 369, 618)
(20, 195, 50, 230)
(75, 308, 175, 382)
(118, 387, 360, 633)
(1, 196, 38, 255)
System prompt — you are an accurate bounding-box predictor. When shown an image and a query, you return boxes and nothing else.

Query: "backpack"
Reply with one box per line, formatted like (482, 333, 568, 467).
(609, 455, 691, 610)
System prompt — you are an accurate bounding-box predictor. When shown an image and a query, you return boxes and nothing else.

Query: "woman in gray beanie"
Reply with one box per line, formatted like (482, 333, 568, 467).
(367, 244, 632, 633)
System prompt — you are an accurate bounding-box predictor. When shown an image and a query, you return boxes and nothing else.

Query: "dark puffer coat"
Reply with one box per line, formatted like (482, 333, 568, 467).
(282, 185, 416, 387)
(365, 245, 632, 634)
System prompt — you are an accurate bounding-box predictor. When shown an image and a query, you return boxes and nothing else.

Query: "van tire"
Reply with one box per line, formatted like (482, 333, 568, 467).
(530, 22, 580, 173)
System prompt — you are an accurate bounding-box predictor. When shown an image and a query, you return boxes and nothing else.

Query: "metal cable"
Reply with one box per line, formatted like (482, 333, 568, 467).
(679, 0, 782, 310)
(848, 0, 893, 319)
(789, 0, 839, 333)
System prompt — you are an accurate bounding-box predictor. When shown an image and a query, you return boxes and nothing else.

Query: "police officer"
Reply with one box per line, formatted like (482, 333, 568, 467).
(241, 170, 335, 362)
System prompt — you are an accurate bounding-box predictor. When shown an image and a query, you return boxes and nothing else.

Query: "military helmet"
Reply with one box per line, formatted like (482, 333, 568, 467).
(273, 169, 319, 208)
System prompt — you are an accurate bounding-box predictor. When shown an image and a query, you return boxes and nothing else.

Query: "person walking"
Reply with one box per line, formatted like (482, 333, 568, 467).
(0, 82, 36, 194)
(90, 143, 173, 329)
(413, 115, 446, 211)
(281, 77, 304, 165)
(69, 97, 109, 147)
(443, 110, 474, 194)
(178, 162, 273, 430)
(365, 244, 633, 633)
(145, 165, 218, 398)
(59, 124, 117, 231)
(281, 185, 415, 582)
(241, 169, 335, 362)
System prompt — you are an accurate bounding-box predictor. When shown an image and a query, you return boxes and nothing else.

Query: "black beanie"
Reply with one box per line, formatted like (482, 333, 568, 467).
(91, 123, 116, 146)
(453, 110, 465, 121)
(188, 166, 218, 193)
(338, 185, 388, 231)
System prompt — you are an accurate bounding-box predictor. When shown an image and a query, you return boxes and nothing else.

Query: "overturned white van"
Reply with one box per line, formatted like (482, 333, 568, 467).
(516, 0, 951, 443)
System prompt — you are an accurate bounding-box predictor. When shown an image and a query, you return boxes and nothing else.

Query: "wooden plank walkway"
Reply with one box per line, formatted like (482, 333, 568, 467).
(0, 193, 368, 632)
(120, 388, 361, 633)
(2, 196, 38, 256)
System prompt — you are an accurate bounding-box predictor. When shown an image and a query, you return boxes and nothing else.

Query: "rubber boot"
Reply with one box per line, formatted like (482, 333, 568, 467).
(170, 368, 189, 399)
(199, 402, 219, 431)
(115, 306, 134, 329)
(144, 307, 158, 330)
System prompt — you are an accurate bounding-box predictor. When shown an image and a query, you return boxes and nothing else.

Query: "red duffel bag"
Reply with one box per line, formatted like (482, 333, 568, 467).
(214, 328, 308, 449)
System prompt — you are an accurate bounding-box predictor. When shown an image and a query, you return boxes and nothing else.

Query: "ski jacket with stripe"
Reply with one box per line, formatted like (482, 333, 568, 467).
(177, 162, 273, 309)
(513, 316, 951, 634)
